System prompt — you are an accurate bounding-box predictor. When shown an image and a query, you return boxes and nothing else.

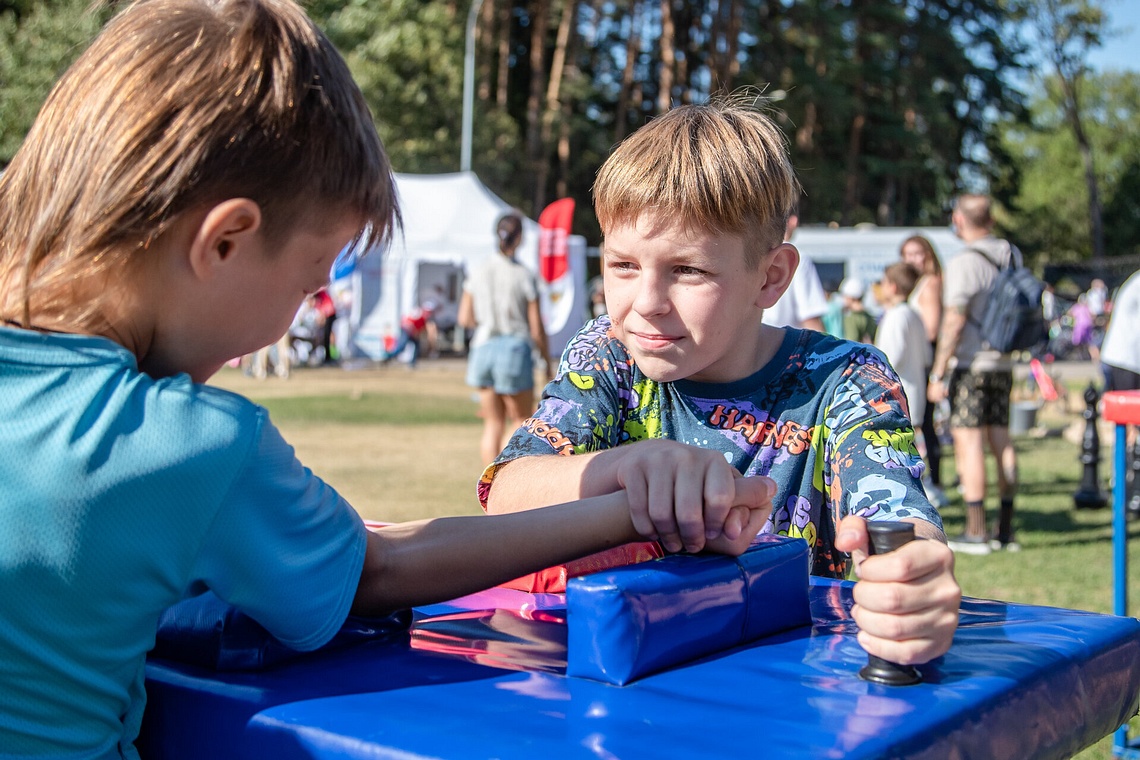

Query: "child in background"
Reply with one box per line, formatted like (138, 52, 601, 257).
(840, 276, 877, 343)
(483, 100, 960, 668)
(874, 262, 933, 445)
(382, 300, 436, 368)
(0, 3, 771, 756)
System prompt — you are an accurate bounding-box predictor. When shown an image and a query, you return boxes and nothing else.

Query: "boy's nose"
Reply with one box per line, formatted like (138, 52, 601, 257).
(631, 273, 670, 317)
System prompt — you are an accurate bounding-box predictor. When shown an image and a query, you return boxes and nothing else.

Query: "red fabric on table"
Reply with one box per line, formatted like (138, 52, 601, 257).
(498, 542, 665, 594)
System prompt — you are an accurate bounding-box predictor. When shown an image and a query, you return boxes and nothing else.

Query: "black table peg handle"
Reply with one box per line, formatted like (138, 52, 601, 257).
(857, 521, 922, 686)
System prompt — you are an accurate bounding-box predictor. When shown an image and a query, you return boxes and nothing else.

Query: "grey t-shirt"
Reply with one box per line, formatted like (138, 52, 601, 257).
(942, 235, 1016, 371)
(464, 252, 539, 348)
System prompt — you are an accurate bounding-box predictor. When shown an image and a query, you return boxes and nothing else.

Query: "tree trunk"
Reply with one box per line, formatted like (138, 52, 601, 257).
(496, 0, 511, 107)
(1060, 76, 1105, 263)
(797, 101, 817, 153)
(527, 0, 551, 212)
(477, 0, 495, 101)
(657, 0, 675, 113)
(842, 110, 865, 226)
(536, 0, 577, 211)
(558, 99, 572, 200)
(722, 0, 740, 92)
(842, 11, 866, 226)
(615, 0, 642, 142)
(877, 176, 896, 226)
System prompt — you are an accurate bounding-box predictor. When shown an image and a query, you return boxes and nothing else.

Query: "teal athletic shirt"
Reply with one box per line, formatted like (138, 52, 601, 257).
(0, 327, 367, 759)
(481, 317, 941, 579)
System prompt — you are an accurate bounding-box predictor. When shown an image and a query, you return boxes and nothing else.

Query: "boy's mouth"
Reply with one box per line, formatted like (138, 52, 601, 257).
(629, 330, 684, 351)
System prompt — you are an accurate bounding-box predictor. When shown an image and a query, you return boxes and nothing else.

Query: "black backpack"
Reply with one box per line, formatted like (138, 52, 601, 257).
(968, 244, 1047, 354)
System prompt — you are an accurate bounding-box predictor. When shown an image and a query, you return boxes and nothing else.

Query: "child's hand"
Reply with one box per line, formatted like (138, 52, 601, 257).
(836, 515, 961, 666)
(614, 439, 775, 555)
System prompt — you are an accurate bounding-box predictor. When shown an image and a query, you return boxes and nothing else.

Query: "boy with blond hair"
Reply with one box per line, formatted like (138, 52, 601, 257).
(484, 100, 961, 668)
(0, 2, 770, 755)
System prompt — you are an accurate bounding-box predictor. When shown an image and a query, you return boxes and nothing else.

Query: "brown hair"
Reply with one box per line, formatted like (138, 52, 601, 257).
(899, 235, 942, 277)
(0, 0, 399, 331)
(496, 212, 524, 253)
(592, 97, 800, 268)
(883, 262, 922, 300)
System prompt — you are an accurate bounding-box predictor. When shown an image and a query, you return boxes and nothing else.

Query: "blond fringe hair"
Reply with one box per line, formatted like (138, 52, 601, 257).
(0, 0, 399, 332)
(592, 96, 800, 268)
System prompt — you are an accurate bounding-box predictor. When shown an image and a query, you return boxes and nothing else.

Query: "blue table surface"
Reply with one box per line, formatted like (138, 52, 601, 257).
(141, 578, 1140, 760)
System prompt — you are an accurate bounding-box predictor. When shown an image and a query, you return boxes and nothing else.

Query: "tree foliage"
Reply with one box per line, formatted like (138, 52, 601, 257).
(1023, 0, 1109, 262)
(12, 0, 1132, 263)
(1002, 70, 1140, 263)
(0, 0, 107, 164)
(317, 0, 1031, 239)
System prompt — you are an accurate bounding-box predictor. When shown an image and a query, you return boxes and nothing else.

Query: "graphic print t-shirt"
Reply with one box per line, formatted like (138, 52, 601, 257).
(480, 317, 941, 579)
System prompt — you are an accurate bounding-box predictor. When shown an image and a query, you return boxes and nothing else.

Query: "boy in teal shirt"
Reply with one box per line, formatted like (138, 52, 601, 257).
(0, 3, 770, 756)
(484, 100, 961, 668)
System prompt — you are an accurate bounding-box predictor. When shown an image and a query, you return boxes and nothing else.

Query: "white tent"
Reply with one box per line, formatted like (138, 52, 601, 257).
(339, 172, 587, 361)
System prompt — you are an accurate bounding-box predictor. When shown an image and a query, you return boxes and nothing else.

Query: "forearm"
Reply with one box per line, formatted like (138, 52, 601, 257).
(904, 517, 947, 543)
(931, 307, 966, 377)
(485, 451, 620, 514)
(457, 292, 475, 330)
(352, 492, 638, 615)
(527, 300, 551, 363)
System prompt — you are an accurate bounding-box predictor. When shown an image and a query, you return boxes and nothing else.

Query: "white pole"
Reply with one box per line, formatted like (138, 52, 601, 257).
(461, 0, 484, 172)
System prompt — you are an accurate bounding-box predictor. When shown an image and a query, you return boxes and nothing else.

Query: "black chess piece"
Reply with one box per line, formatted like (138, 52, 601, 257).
(1074, 383, 1108, 510)
(857, 522, 922, 686)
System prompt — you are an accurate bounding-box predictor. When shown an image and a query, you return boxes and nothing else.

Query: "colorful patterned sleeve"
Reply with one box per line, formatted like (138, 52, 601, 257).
(477, 317, 632, 510)
(822, 348, 943, 531)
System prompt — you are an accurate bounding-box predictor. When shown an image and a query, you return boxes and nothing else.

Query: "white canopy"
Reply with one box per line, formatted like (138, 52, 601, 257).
(341, 172, 586, 361)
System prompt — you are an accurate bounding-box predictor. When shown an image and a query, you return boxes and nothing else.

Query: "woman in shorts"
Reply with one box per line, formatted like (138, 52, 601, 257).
(460, 212, 552, 464)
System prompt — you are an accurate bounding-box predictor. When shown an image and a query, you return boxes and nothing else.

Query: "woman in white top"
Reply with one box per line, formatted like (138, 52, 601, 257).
(900, 235, 946, 504)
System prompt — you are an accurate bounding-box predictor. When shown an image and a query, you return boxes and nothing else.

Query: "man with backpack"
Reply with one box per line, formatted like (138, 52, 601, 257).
(929, 194, 1022, 555)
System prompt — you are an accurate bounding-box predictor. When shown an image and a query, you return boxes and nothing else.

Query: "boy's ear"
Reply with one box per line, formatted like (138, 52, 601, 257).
(187, 199, 263, 281)
(755, 243, 799, 309)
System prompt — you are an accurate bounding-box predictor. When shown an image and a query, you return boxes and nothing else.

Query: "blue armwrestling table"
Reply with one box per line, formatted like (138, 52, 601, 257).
(141, 576, 1140, 759)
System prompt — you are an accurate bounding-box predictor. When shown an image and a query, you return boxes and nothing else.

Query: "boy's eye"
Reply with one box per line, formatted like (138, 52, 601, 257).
(608, 260, 637, 272)
(675, 265, 708, 276)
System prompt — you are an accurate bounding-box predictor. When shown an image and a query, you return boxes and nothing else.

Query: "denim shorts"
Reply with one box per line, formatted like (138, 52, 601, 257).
(466, 335, 535, 395)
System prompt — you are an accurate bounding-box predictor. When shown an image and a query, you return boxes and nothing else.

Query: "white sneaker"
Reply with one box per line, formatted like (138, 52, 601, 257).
(948, 534, 993, 555)
(990, 537, 1021, 553)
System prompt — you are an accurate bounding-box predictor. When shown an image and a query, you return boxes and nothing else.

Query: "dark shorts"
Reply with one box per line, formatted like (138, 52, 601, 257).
(948, 368, 1013, 429)
(1104, 364, 1140, 393)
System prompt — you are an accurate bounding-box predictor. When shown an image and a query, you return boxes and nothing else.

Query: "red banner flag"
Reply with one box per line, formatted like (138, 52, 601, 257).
(537, 198, 575, 284)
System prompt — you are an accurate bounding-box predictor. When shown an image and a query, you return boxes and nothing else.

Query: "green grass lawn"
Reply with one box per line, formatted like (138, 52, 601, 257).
(257, 391, 481, 427)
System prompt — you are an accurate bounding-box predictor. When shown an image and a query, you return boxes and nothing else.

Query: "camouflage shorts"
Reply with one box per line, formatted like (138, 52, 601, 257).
(948, 369, 1013, 429)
